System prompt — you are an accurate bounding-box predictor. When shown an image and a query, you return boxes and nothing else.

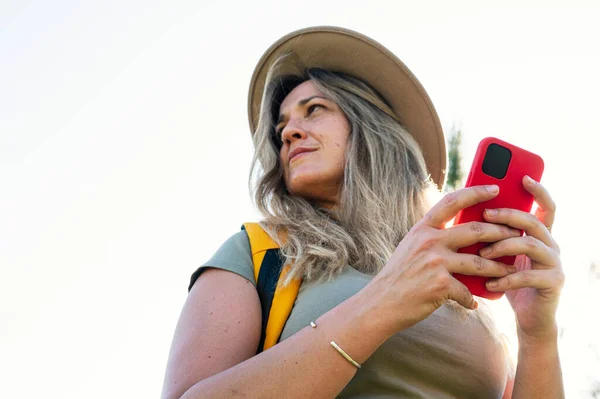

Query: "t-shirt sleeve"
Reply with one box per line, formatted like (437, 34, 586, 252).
(188, 230, 255, 292)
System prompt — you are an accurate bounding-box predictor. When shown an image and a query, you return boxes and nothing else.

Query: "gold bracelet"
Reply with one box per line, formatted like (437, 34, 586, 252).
(309, 321, 361, 369)
(330, 341, 362, 369)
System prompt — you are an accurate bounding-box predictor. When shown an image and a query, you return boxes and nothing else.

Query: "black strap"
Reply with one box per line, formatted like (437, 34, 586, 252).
(255, 248, 285, 353)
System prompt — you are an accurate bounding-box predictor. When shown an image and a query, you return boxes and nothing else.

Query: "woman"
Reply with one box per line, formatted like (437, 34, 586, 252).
(161, 26, 564, 398)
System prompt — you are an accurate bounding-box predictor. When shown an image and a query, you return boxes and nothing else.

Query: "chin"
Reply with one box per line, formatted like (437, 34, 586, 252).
(285, 178, 340, 204)
(286, 173, 322, 193)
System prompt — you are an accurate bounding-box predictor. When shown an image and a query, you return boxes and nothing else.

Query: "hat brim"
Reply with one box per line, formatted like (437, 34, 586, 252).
(248, 26, 446, 190)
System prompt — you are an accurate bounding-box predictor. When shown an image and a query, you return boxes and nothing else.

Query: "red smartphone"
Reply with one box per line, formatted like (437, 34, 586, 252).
(452, 137, 544, 300)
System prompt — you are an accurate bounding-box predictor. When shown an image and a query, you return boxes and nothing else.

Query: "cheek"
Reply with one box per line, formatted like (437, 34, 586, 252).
(319, 143, 346, 175)
(331, 140, 345, 158)
(332, 133, 349, 164)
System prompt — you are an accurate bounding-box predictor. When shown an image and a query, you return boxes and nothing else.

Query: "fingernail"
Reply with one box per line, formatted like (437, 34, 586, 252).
(525, 175, 536, 184)
(472, 300, 479, 310)
(487, 280, 498, 288)
(486, 208, 498, 217)
(480, 247, 492, 257)
(507, 266, 517, 273)
(510, 228, 522, 237)
(487, 185, 499, 194)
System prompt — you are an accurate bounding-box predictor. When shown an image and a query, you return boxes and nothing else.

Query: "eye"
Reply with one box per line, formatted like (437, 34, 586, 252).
(274, 103, 326, 141)
(307, 103, 324, 114)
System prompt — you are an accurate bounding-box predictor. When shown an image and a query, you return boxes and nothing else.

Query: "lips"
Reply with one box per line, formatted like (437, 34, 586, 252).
(289, 147, 317, 162)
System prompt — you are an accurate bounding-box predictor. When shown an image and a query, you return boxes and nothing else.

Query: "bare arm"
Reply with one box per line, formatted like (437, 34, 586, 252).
(511, 328, 564, 398)
(161, 268, 263, 398)
(161, 267, 394, 399)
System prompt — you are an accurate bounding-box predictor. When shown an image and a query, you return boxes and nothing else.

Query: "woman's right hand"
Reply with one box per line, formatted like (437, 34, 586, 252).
(369, 184, 521, 334)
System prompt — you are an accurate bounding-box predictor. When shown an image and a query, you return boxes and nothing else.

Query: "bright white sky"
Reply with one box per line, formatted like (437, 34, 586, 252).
(1, 1, 599, 397)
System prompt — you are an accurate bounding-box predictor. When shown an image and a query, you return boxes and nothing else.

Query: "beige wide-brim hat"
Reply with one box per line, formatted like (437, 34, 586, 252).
(248, 26, 447, 190)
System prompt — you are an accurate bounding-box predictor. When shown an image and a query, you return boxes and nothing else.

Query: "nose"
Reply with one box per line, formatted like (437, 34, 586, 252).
(280, 118, 308, 145)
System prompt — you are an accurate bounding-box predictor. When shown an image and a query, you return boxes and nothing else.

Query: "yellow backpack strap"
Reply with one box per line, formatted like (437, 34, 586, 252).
(242, 223, 302, 352)
(242, 222, 279, 280)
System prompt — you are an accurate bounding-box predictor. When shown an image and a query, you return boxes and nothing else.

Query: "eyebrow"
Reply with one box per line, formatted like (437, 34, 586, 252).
(276, 95, 328, 126)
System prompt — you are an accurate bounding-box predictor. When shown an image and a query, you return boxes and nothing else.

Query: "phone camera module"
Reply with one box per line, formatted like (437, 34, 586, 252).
(482, 143, 512, 179)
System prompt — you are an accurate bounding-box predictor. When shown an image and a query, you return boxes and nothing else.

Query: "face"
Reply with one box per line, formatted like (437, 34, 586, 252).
(275, 80, 351, 209)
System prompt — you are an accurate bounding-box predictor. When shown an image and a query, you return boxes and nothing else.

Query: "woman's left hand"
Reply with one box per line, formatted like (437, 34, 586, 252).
(479, 175, 564, 343)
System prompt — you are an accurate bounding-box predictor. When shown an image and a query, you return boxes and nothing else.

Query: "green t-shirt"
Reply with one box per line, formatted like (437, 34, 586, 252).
(189, 231, 509, 398)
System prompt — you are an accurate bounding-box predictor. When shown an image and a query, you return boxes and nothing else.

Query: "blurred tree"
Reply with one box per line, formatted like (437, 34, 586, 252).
(445, 126, 464, 192)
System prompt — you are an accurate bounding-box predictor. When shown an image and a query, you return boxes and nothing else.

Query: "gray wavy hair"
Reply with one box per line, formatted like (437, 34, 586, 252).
(250, 55, 432, 285)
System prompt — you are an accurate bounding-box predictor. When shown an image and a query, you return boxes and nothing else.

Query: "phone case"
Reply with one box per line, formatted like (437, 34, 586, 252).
(452, 137, 544, 300)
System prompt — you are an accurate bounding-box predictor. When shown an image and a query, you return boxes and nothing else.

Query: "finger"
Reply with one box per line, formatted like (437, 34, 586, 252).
(483, 207, 557, 249)
(448, 253, 517, 277)
(485, 269, 565, 292)
(448, 278, 479, 310)
(445, 221, 521, 250)
(523, 176, 556, 231)
(480, 236, 559, 267)
(425, 185, 500, 228)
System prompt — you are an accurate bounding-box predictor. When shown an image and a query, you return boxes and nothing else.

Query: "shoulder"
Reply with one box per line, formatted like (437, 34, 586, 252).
(188, 230, 254, 291)
(218, 230, 252, 255)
